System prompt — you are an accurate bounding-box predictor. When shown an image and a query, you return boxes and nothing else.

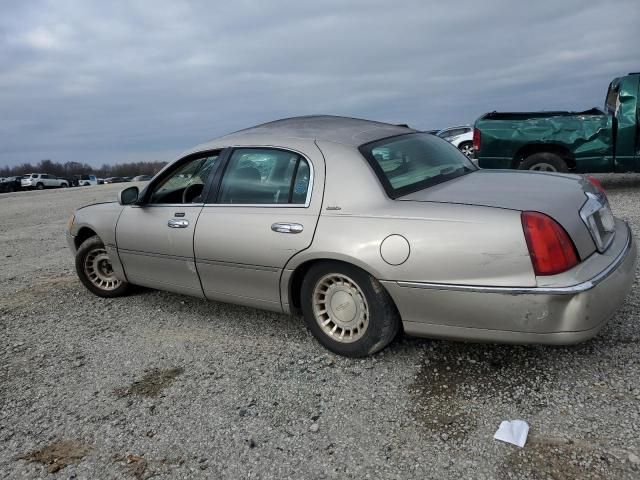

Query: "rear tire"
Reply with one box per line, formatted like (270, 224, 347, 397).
(75, 235, 130, 298)
(458, 141, 474, 158)
(301, 261, 400, 357)
(519, 152, 568, 172)
(36, 183, 44, 190)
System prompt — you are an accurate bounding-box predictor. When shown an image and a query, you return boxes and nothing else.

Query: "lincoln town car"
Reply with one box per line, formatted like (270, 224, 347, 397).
(66, 116, 636, 357)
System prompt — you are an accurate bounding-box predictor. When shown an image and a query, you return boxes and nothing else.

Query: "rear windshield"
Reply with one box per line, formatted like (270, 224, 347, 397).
(359, 133, 477, 198)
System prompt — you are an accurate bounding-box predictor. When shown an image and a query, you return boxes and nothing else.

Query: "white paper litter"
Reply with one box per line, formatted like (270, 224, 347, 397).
(494, 420, 529, 448)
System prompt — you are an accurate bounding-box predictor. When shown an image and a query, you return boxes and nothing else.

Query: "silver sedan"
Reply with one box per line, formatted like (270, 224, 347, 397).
(66, 116, 636, 357)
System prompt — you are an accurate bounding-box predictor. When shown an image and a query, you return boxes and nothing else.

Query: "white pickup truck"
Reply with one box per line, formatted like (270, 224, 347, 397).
(21, 173, 69, 190)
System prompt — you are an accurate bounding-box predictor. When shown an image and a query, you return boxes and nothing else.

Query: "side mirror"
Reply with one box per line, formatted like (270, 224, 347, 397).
(118, 186, 139, 205)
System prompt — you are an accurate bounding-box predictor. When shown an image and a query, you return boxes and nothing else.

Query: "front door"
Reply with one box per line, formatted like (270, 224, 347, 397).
(116, 152, 221, 297)
(194, 145, 323, 311)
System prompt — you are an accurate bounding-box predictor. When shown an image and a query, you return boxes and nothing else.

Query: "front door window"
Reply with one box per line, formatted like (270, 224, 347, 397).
(149, 154, 219, 204)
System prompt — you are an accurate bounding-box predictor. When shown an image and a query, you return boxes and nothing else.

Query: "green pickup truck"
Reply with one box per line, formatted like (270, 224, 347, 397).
(473, 73, 639, 173)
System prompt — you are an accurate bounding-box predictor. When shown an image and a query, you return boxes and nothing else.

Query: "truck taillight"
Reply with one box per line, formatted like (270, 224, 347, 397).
(472, 128, 481, 151)
(521, 211, 579, 276)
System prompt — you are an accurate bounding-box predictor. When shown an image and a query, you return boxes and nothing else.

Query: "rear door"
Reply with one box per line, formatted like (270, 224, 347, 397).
(194, 143, 324, 311)
(116, 151, 221, 297)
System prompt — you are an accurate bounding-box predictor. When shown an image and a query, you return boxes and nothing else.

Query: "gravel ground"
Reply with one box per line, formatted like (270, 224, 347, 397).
(1, 176, 639, 479)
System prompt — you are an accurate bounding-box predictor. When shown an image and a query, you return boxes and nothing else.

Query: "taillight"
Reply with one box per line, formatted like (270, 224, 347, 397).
(472, 128, 481, 151)
(586, 175, 607, 200)
(521, 211, 579, 276)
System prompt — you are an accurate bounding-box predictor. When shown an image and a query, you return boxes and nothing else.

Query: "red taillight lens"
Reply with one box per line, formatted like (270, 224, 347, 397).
(521, 211, 579, 275)
(472, 128, 481, 151)
(586, 175, 607, 200)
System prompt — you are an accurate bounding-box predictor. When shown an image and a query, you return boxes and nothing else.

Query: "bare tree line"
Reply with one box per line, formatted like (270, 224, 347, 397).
(0, 159, 167, 178)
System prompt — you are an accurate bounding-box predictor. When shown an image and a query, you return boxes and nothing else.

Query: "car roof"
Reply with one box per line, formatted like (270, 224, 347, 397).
(204, 115, 417, 148)
(437, 125, 471, 133)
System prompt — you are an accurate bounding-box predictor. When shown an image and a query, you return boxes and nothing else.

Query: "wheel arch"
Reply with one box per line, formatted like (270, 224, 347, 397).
(513, 143, 576, 170)
(74, 226, 98, 250)
(284, 255, 391, 315)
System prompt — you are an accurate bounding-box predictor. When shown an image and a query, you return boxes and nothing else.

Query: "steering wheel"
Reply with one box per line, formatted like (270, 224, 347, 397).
(182, 183, 204, 203)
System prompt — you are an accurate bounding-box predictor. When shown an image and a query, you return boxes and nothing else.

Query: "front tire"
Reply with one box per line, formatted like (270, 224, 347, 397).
(519, 152, 568, 172)
(301, 262, 400, 357)
(36, 183, 44, 190)
(75, 235, 130, 298)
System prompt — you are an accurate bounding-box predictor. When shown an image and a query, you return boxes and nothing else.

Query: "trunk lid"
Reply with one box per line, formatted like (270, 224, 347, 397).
(398, 169, 601, 259)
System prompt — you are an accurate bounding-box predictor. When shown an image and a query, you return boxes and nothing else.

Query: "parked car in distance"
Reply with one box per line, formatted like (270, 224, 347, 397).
(98, 178, 105, 185)
(474, 72, 640, 172)
(76, 174, 98, 186)
(131, 175, 153, 182)
(436, 125, 472, 141)
(447, 130, 474, 158)
(104, 177, 128, 184)
(67, 115, 636, 357)
(0, 176, 22, 193)
(21, 173, 68, 189)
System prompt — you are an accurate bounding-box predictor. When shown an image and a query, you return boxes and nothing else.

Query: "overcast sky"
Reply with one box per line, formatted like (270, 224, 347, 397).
(0, 0, 638, 167)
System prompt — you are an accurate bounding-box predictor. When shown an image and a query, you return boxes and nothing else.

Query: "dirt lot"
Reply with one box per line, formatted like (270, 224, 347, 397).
(1, 177, 640, 479)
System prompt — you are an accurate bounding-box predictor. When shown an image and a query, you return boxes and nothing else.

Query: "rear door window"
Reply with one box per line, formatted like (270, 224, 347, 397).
(218, 148, 311, 205)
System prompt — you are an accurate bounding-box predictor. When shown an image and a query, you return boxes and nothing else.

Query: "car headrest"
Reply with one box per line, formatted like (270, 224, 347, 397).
(233, 166, 261, 183)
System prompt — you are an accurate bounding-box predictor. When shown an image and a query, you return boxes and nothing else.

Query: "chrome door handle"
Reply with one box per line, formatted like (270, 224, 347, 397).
(168, 219, 189, 228)
(271, 222, 303, 234)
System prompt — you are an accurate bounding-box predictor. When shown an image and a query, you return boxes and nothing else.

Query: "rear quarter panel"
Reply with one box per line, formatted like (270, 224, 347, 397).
(282, 141, 535, 307)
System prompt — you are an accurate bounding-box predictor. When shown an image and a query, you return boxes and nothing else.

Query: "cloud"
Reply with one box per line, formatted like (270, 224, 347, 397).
(0, 0, 638, 167)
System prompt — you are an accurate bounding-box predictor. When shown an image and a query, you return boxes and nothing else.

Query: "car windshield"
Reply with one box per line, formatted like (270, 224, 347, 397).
(359, 132, 477, 198)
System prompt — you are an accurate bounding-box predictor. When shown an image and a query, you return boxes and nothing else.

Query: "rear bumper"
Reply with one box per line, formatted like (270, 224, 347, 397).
(383, 221, 636, 344)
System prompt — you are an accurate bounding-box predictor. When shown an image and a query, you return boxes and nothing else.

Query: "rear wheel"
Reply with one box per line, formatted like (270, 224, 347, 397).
(458, 141, 474, 158)
(301, 262, 400, 357)
(75, 235, 130, 297)
(519, 152, 568, 172)
(36, 183, 44, 190)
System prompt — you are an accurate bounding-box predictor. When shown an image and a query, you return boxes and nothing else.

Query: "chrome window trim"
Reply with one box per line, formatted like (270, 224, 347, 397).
(397, 223, 632, 296)
(131, 203, 205, 208)
(206, 146, 315, 208)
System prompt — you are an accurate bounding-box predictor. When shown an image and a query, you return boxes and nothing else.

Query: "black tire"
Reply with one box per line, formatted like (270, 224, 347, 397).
(301, 261, 400, 357)
(519, 152, 568, 172)
(75, 235, 130, 298)
(61, 183, 68, 188)
(36, 183, 44, 190)
(458, 141, 474, 158)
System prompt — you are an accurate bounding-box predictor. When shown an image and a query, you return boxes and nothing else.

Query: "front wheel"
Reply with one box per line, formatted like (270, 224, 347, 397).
(36, 183, 44, 190)
(75, 235, 130, 297)
(301, 262, 400, 357)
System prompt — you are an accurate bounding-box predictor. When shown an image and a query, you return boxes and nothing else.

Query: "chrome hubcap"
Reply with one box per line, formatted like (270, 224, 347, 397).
(312, 273, 369, 343)
(461, 144, 473, 157)
(84, 247, 120, 291)
(530, 162, 557, 172)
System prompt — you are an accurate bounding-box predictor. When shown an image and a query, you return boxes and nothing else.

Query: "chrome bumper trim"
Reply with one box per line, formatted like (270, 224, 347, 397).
(397, 223, 633, 296)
